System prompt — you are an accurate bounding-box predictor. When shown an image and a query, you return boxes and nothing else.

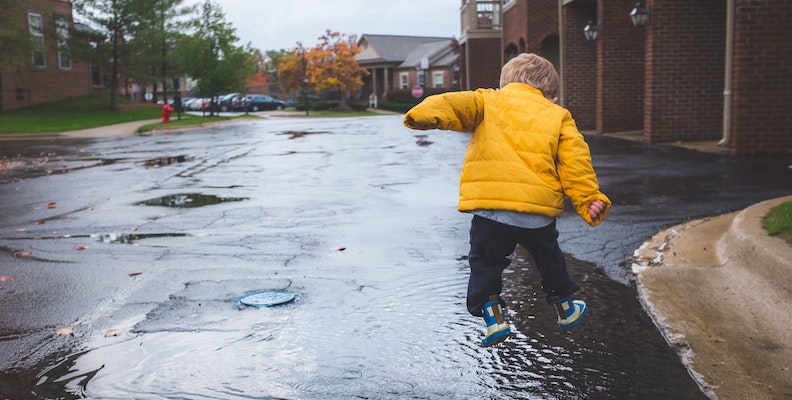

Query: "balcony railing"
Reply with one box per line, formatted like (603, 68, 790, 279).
(461, 0, 502, 31)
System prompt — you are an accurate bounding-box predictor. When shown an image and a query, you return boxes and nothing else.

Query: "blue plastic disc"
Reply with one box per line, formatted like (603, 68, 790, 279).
(239, 290, 295, 307)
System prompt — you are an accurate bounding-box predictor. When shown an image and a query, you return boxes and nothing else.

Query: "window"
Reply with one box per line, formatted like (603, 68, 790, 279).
(432, 71, 445, 88)
(400, 72, 409, 89)
(417, 70, 426, 87)
(91, 63, 102, 86)
(28, 13, 45, 68)
(55, 16, 71, 70)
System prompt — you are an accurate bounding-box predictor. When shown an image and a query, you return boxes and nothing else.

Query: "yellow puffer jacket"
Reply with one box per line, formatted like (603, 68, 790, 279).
(404, 83, 611, 226)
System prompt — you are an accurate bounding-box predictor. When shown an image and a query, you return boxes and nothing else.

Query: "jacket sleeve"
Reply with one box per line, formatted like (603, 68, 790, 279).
(556, 111, 612, 227)
(403, 91, 484, 133)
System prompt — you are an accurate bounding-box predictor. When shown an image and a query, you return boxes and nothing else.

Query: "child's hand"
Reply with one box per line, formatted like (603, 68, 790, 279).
(588, 200, 606, 219)
(404, 116, 436, 130)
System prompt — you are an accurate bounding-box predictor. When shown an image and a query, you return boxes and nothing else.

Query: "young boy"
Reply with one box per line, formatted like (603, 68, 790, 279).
(404, 53, 610, 347)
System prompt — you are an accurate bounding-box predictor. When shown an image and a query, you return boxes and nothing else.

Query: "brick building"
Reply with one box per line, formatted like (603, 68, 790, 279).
(355, 34, 460, 103)
(1, 0, 100, 112)
(459, 0, 792, 155)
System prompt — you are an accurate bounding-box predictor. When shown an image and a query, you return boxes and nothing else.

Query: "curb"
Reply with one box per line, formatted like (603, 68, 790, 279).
(632, 195, 792, 400)
(718, 195, 792, 294)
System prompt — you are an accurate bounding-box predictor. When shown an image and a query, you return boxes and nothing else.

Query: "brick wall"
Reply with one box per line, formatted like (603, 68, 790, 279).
(525, 0, 559, 53)
(461, 38, 502, 89)
(562, 2, 598, 130)
(645, 0, 726, 143)
(597, 0, 645, 134)
(502, 0, 528, 54)
(730, 0, 792, 155)
(1, 0, 91, 111)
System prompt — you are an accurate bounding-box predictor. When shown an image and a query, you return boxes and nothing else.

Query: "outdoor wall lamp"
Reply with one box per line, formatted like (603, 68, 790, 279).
(583, 20, 599, 41)
(630, 1, 651, 27)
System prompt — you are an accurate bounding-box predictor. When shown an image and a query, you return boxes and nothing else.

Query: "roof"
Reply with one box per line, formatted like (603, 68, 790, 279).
(355, 34, 456, 67)
(398, 40, 457, 69)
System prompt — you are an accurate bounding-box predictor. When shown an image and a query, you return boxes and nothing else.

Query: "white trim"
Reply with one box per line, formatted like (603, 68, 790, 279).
(399, 72, 409, 89)
(432, 71, 445, 88)
(55, 17, 72, 70)
(28, 13, 45, 68)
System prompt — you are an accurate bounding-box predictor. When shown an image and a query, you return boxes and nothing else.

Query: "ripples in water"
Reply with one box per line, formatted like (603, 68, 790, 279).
(26, 248, 705, 400)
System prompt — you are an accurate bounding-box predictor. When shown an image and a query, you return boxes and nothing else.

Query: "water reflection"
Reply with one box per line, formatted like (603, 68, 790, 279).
(137, 193, 248, 208)
(279, 130, 328, 139)
(25, 250, 706, 400)
(142, 154, 194, 168)
(92, 232, 190, 244)
(414, 135, 434, 146)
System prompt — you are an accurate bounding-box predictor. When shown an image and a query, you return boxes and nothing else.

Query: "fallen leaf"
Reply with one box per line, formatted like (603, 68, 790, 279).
(36, 220, 46, 225)
(0, 276, 14, 281)
(104, 328, 122, 337)
(56, 327, 74, 336)
(75, 244, 86, 250)
(17, 250, 32, 256)
(47, 202, 56, 209)
(128, 271, 142, 277)
(331, 246, 347, 252)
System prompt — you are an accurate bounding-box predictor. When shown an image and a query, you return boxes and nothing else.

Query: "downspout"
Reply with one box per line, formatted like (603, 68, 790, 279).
(718, 0, 734, 147)
(558, 0, 564, 105)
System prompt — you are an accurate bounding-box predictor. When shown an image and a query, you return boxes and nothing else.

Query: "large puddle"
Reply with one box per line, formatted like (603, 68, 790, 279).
(4, 116, 771, 399)
(15, 252, 705, 400)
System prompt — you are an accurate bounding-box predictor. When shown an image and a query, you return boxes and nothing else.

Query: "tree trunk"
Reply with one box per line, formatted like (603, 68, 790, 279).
(0, 72, 4, 112)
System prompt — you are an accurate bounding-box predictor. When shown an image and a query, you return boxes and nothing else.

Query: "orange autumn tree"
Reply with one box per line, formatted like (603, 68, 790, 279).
(277, 42, 311, 106)
(308, 30, 368, 110)
(246, 72, 269, 94)
(278, 32, 368, 110)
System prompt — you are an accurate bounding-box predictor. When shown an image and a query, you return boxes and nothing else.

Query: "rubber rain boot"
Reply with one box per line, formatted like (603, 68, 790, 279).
(482, 295, 511, 347)
(553, 297, 588, 329)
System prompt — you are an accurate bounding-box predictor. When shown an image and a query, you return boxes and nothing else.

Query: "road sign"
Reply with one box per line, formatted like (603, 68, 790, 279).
(412, 85, 424, 98)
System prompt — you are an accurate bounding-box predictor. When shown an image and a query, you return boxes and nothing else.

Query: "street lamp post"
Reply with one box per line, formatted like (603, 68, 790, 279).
(303, 76, 309, 116)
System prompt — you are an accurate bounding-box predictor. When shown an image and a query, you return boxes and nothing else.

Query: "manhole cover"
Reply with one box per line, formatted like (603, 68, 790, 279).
(239, 290, 295, 307)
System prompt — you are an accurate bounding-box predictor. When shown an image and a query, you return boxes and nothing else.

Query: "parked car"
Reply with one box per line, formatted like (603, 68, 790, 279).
(216, 93, 242, 112)
(184, 98, 206, 111)
(241, 94, 286, 111)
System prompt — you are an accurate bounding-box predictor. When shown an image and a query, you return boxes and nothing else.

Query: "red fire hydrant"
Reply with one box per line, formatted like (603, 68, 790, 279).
(161, 103, 174, 123)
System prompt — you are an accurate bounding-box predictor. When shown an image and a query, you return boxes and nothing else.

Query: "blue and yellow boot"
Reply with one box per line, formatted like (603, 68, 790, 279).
(482, 295, 511, 347)
(552, 297, 588, 329)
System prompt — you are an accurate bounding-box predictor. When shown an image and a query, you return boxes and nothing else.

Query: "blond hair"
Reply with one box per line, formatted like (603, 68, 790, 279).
(499, 53, 559, 99)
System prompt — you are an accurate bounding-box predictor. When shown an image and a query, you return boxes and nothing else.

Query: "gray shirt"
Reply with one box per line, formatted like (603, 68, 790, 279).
(471, 209, 554, 229)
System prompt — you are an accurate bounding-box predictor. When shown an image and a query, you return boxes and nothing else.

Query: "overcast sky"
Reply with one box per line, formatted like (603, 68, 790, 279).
(190, 0, 461, 51)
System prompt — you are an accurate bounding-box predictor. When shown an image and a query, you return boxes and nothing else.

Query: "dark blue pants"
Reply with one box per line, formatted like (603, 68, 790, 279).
(466, 215, 580, 317)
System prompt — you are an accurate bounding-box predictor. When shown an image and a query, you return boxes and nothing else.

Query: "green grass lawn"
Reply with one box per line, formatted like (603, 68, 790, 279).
(0, 95, 162, 134)
(763, 201, 792, 245)
(1, 95, 385, 135)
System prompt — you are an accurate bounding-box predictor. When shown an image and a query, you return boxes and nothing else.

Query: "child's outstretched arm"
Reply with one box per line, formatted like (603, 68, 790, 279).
(556, 112, 611, 226)
(403, 91, 483, 132)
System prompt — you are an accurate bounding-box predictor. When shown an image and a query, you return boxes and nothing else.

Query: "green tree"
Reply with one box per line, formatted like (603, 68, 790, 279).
(0, 0, 35, 112)
(72, 0, 145, 110)
(263, 49, 288, 92)
(126, 0, 193, 103)
(175, 0, 254, 115)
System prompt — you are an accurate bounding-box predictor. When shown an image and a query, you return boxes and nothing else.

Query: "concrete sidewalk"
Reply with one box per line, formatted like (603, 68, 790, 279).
(632, 195, 792, 400)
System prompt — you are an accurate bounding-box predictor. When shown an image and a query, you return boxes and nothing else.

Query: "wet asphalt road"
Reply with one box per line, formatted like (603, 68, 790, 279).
(0, 115, 790, 399)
